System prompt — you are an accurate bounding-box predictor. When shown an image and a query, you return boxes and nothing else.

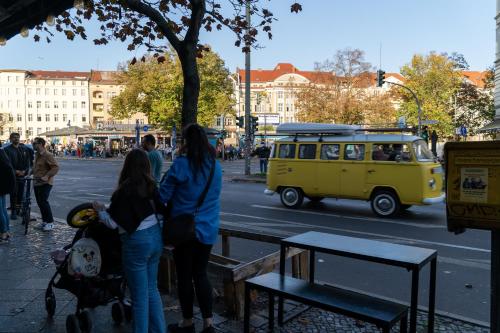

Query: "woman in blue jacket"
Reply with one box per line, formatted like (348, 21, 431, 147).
(160, 124, 222, 333)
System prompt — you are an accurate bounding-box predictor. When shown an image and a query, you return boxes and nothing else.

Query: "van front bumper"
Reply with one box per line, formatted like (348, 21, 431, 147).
(422, 193, 446, 204)
(264, 189, 275, 196)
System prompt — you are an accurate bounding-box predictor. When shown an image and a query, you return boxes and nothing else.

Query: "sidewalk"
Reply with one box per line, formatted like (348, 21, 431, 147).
(0, 219, 489, 333)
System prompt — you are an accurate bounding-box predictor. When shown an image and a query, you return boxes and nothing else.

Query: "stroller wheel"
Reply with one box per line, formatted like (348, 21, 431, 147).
(66, 314, 81, 333)
(78, 310, 93, 333)
(124, 303, 133, 322)
(45, 288, 56, 317)
(111, 302, 125, 324)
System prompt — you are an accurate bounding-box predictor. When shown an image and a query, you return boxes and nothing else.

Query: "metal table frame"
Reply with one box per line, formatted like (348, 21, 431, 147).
(278, 231, 437, 333)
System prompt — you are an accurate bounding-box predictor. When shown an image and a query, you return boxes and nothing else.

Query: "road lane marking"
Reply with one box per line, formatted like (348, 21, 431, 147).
(251, 204, 445, 229)
(221, 211, 490, 253)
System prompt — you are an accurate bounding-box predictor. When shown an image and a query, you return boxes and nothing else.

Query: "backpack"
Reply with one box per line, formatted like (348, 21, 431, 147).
(68, 238, 102, 277)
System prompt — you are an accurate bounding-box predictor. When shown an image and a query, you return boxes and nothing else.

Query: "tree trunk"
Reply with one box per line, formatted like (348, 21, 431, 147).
(179, 42, 200, 129)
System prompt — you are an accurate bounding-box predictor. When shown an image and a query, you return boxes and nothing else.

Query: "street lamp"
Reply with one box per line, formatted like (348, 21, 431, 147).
(135, 119, 140, 148)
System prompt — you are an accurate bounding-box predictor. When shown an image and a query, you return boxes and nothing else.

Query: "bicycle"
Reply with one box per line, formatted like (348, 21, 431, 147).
(20, 175, 33, 235)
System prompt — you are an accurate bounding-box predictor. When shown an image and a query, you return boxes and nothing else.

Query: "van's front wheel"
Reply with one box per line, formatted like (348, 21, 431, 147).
(371, 190, 400, 217)
(280, 187, 304, 209)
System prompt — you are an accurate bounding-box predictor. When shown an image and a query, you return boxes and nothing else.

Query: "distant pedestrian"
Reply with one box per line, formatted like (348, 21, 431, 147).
(431, 130, 438, 157)
(142, 134, 163, 185)
(93, 149, 166, 333)
(32, 137, 59, 232)
(159, 123, 222, 333)
(0, 147, 15, 243)
(4, 133, 31, 220)
(252, 142, 271, 174)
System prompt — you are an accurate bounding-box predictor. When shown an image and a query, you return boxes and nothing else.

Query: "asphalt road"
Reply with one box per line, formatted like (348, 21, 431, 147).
(29, 158, 490, 325)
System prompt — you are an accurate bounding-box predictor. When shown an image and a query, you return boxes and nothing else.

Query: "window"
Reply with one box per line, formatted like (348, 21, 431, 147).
(298, 144, 316, 159)
(36, 101, 41, 109)
(279, 144, 296, 159)
(278, 103, 283, 112)
(45, 101, 50, 109)
(372, 144, 411, 162)
(81, 81, 85, 86)
(16, 114, 22, 121)
(73, 89, 77, 96)
(54, 114, 59, 122)
(15, 76, 19, 83)
(53, 89, 58, 96)
(82, 115, 87, 122)
(62, 101, 67, 108)
(73, 101, 77, 109)
(36, 88, 40, 95)
(46, 127, 50, 132)
(45, 88, 50, 95)
(28, 114, 33, 121)
(16, 88, 20, 95)
(81, 89, 86, 96)
(45, 114, 50, 121)
(27, 88, 32, 95)
(37, 128, 41, 135)
(7, 76, 11, 82)
(413, 140, 434, 162)
(7, 114, 12, 122)
(62, 81, 66, 86)
(321, 144, 340, 160)
(28, 127, 33, 136)
(62, 89, 66, 96)
(16, 100, 20, 108)
(81, 101, 86, 109)
(72, 114, 76, 122)
(72, 81, 76, 86)
(344, 144, 365, 161)
(54, 101, 59, 109)
(37, 114, 42, 122)
(17, 127, 22, 134)
(28, 101, 33, 108)
(63, 114, 67, 122)
(7, 100, 11, 108)
(277, 91, 284, 99)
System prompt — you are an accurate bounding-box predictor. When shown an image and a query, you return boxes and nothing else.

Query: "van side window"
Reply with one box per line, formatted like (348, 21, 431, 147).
(344, 144, 365, 161)
(298, 144, 316, 159)
(320, 144, 340, 160)
(270, 144, 277, 158)
(279, 144, 296, 159)
(372, 144, 411, 162)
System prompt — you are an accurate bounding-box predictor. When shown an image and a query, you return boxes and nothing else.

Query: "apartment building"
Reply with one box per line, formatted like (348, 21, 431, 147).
(0, 70, 90, 141)
(89, 70, 147, 127)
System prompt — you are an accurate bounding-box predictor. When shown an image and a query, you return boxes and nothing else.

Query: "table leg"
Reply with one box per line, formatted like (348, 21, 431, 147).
(244, 283, 250, 333)
(428, 258, 437, 333)
(268, 292, 275, 330)
(278, 243, 286, 326)
(309, 249, 315, 283)
(410, 268, 419, 333)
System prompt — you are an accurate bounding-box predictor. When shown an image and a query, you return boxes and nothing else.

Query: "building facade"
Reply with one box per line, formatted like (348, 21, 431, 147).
(89, 70, 147, 127)
(0, 70, 90, 141)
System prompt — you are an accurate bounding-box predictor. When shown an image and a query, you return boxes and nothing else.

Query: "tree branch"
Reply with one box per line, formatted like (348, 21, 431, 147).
(184, 0, 206, 44)
(125, 0, 181, 51)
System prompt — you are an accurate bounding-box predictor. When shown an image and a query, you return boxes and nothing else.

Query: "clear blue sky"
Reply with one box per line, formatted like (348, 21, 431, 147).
(0, 0, 494, 73)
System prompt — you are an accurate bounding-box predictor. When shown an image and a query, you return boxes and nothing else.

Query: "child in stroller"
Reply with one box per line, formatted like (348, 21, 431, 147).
(45, 203, 132, 333)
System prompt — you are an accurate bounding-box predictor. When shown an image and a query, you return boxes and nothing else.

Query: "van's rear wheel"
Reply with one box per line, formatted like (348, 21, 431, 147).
(371, 190, 400, 217)
(280, 187, 304, 209)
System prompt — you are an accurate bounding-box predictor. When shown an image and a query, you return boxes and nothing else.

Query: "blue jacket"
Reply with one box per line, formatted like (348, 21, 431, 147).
(159, 156, 222, 245)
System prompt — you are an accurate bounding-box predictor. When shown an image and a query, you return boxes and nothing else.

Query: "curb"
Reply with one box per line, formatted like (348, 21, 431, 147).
(229, 177, 266, 184)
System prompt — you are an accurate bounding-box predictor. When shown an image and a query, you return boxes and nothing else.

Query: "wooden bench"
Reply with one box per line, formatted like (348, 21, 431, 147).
(244, 272, 409, 333)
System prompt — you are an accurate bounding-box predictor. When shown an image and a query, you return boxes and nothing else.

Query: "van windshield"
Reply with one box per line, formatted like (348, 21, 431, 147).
(413, 140, 434, 162)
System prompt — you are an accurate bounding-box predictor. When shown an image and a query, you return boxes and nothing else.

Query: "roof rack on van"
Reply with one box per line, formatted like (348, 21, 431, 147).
(354, 127, 417, 134)
(276, 123, 361, 136)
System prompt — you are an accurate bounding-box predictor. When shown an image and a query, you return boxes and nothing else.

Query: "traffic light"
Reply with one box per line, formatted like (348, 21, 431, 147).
(220, 129, 227, 139)
(236, 116, 244, 128)
(376, 69, 386, 87)
(251, 116, 259, 133)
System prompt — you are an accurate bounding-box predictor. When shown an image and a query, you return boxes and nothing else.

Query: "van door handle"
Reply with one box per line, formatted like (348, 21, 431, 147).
(368, 169, 375, 173)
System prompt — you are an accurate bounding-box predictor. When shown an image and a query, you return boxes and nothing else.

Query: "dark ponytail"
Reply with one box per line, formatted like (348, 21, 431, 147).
(179, 123, 215, 178)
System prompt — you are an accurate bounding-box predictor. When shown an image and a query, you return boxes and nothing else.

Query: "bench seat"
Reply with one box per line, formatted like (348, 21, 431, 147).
(244, 272, 408, 333)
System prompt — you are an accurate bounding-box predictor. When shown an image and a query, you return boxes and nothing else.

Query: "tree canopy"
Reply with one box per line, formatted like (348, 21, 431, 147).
(111, 48, 234, 130)
(295, 48, 396, 125)
(31, 0, 302, 128)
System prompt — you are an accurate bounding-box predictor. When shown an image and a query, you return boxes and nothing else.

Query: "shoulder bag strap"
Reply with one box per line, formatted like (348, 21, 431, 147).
(194, 159, 215, 216)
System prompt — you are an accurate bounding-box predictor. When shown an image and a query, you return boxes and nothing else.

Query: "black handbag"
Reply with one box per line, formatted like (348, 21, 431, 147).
(163, 159, 215, 247)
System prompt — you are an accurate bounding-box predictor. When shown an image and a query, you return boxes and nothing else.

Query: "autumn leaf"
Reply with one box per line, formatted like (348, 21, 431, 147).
(290, 3, 303, 13)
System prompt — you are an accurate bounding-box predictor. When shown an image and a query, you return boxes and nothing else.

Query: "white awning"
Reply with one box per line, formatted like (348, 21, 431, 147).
(478, 118, 500, 132)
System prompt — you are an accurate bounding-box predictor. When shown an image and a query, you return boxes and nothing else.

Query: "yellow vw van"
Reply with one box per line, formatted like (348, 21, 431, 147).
(264, 123, 445, 217)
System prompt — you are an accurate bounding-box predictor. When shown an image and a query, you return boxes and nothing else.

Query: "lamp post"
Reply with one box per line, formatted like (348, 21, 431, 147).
(135, 119, 140, 148)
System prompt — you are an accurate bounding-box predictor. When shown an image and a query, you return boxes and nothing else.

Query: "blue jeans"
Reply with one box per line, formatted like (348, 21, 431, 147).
(0, 195, 9, 233)
(259, 158, 268, 173)
(120, 224, 166, 333)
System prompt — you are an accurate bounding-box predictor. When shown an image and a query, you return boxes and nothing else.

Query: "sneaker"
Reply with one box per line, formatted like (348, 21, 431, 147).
(35, 222, 47, 230)
(43, 223, 54, 232)
(167, 323, 195, 333)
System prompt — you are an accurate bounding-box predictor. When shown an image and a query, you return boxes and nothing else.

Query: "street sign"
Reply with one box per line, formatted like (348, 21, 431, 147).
(143, 125, 149, 132)
(421, 120, 438, 125)
(397, 116, 406, 129)
(258, 114, 280, 125)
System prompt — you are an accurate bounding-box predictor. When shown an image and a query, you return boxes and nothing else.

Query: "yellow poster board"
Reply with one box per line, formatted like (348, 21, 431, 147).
(445, 141, 500, 233)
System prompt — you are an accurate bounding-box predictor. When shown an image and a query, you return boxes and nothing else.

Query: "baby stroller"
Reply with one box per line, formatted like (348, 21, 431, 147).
(45, 203, 132, 333)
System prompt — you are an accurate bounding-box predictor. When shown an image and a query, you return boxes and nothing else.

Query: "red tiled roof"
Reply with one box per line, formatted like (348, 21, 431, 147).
(28, 70, 90, 80)
(238, 63, 333, 83)
(90, 70, 120, 84)
(462, 71, 488, 88)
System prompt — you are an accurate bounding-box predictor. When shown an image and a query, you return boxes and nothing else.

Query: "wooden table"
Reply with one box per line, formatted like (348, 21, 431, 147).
(279, 231, 437, 333)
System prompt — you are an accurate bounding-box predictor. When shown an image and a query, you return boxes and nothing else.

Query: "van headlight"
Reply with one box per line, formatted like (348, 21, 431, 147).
(428, 178, 436, 190)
